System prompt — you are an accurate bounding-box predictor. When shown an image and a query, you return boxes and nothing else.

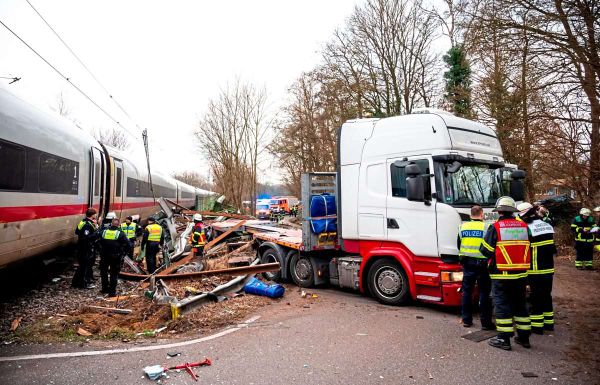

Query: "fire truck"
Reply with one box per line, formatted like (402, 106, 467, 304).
(212, 109, 525, 306)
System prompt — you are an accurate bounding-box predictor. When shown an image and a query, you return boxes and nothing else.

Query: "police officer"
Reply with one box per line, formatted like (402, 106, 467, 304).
(457, 205, 493, 330)
(519, 203, 557, 334)
(99, 218, 131, 296)
(72, 208, 99, 289)
(571, 208, 595, 269)
(481, 196, 532, 350)
(141, 217, 164, 274)
(191, 213, 206, 258)
(120, 216, 138, 259)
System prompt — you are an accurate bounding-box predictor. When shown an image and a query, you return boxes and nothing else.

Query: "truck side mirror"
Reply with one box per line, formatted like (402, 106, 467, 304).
(405, 163, 425, 202)
(510, 170, 527, 201)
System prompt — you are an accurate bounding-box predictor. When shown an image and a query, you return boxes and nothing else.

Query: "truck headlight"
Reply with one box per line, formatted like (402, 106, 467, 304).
(441, 271, 463, 283)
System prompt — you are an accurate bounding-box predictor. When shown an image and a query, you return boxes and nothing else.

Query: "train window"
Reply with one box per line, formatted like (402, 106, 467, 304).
(39, 153, 79, 194)
(94, 161, 101, 196)
(115, 167, 122, 197)
(0, 140, 25, 190)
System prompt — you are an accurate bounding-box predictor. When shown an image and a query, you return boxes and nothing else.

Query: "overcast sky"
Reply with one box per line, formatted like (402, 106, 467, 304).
(0, 0, 365, 182)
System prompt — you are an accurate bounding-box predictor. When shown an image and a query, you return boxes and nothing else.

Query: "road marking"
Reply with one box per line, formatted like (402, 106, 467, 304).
(0, 315, 261, 362)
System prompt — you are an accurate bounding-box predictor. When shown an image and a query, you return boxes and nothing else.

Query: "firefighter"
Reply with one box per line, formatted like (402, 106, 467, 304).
(72, 208, 99, 289)
(571, 208, 595, 269)
(191, 213, 207, 257)
(120, 216, 138, 259)
(480, 196, 532, 350)
(99, 218, 131, 296)
(519, 203, 557, 334)
(457, 205, 493, 330)
(141, 216, 164, 274)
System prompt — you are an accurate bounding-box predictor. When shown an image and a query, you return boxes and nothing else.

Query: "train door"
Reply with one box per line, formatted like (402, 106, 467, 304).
(89, 147, 105, 215)
(114, 159, 124, 218)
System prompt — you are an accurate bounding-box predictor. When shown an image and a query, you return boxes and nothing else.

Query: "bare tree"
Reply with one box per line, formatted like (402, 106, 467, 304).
(54, 92, 71, 118)
(195, 79, 270, 211)
(93, 127, 130, 151)
(322, 0, 441, 117)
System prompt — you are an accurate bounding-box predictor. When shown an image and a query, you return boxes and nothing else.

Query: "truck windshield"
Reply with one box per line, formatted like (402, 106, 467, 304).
(439, 164, 501, 207)
(257, 205, 269, 210)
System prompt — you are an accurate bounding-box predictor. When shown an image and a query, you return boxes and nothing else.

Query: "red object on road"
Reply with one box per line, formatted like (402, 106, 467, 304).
(167, 358, 212, 381)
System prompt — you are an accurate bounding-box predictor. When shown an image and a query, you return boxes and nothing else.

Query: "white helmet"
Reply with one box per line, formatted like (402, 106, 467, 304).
(493, 196, 518, 212)
(193, 213, 203, 222)
(517, 202, 533, 212)
(580, 208, 592, 216)
(593, 206, 600, 213)
(105, 212, 117, 220)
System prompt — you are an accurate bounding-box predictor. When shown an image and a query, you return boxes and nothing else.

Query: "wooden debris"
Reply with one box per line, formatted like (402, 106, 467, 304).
(182, 210, 253, 220)
(104, 295, 138, 302)
(86, 305, 133, 315)
(10, 317, 22, 331)
(77, 327, 92, 336)
(119, 262, 280, 281)
(204, 220, 247, 252)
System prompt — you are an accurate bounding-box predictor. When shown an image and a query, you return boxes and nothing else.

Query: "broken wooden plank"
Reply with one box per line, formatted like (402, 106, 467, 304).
(86, 305, 133, 315)
(226, 240, 253, 256)
(119, 262, 280, 281)
(182, 210, 253, 220)
(204, 220, 247, 252)
(104, 295, 138, 302)
(10, 317, 22, 331)
(77, 327, 92, 336)
(158, 252, 195, 276)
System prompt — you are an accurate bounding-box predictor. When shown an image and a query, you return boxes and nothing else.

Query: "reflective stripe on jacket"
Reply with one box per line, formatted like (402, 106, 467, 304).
(458, 220, 487, 259)
(481, 215, 531, 280)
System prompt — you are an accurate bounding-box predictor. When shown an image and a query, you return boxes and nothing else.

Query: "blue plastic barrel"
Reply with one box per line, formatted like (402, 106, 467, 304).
(244, 277, 285, 298)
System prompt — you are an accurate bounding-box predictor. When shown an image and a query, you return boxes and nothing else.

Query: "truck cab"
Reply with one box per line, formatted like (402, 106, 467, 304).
(336, 109, 524, 305)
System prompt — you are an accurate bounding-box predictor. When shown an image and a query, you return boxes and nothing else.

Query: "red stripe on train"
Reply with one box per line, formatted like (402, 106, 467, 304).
(0, 204, 88, 222)
(0, 199, 196, 223)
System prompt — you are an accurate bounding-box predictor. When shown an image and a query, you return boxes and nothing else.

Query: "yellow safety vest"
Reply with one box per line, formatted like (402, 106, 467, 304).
(120, 223, 137, 239)
(147, 223, 162, 242)
(458, 221, 487, 259)
(102, 229, 121, 240)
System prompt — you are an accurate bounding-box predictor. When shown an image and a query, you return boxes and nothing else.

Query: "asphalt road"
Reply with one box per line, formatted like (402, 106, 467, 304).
(0, 280, 589, 385)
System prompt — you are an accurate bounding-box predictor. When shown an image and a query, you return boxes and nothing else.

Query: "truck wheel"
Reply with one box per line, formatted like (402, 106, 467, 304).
(260, 247, 283, 282)
(367, 259, 410, 306)
(290, 253, 315, 288)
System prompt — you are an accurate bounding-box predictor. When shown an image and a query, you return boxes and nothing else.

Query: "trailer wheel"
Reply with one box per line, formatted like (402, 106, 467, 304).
(260, 247, 283, 282)
(290, 253, 315, 288)
(367, 259, 410, 306)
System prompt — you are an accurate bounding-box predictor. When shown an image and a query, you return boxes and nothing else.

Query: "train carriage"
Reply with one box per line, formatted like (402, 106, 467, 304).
(0, 87, 213, 268)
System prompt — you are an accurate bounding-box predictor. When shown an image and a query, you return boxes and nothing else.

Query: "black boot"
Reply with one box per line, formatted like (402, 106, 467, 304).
(481, 322, 495, 331)
(488, 336, 511, 351)
(514, 336, 531, 348)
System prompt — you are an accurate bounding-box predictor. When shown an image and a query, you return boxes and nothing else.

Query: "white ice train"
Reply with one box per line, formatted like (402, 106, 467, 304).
(0, 87, 213, 268)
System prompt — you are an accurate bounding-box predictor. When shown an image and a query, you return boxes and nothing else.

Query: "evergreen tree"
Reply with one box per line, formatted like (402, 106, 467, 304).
(443, 45, 473, 118)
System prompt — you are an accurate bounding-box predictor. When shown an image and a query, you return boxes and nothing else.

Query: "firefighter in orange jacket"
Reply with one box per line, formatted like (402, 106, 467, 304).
(191, 213, 207, 257)
(480, 196, 532, 350)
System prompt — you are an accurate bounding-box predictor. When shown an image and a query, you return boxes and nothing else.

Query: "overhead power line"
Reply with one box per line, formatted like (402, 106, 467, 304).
(24, 0, 143, 132)
(0, 18, 141, 140)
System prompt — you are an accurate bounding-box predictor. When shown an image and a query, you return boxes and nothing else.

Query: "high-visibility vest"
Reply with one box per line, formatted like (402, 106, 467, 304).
(120, 222, 137, 239)
(102, 229, 121, 240)
(192, 224, 206, 247)
(458, 221, 487, 259)
(493, 219, 530, 271)
(571, 215, 595, 243)
(147, 223, 162, 242)
(527, 219, 555, 275)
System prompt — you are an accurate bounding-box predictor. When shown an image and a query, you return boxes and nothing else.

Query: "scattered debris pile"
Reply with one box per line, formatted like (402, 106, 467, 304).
(0, 198, 283, 344)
